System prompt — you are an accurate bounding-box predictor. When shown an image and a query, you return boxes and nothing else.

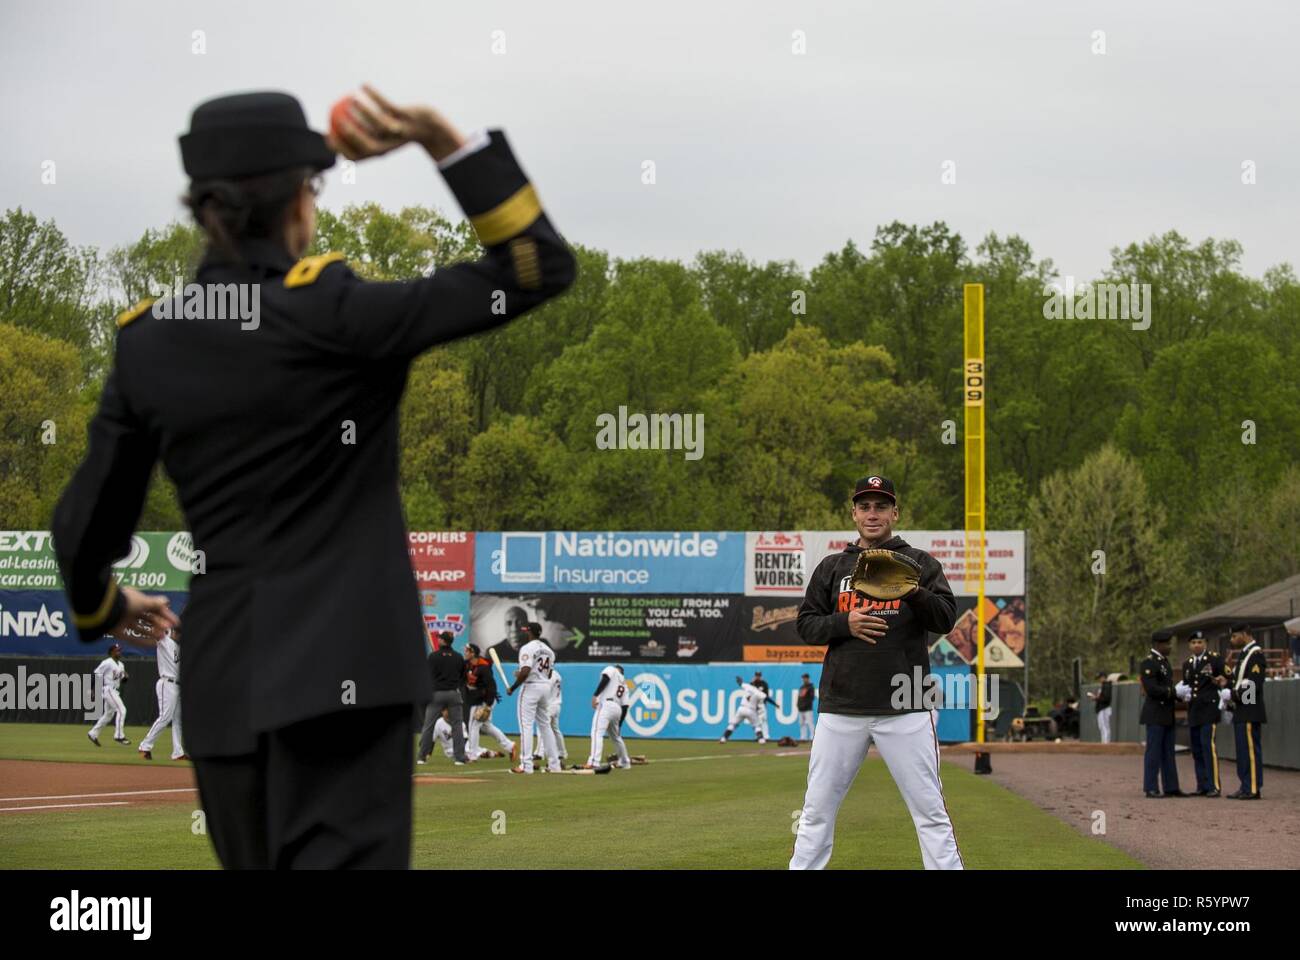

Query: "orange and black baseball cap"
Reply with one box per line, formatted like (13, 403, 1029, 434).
(853, 475, 896, 503)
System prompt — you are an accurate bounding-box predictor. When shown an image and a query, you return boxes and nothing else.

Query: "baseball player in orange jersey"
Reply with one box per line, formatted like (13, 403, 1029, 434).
(790, 475, 963, 870)
(463, 644, 514, 758)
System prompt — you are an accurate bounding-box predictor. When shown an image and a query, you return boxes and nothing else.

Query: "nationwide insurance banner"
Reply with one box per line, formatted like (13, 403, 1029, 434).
(474, 531, 745, 594)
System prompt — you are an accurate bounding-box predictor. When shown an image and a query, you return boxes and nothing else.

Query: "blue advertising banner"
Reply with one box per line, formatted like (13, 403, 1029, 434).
(495, 663, 974, 743)
(416, 588, 470, 651)
(0, 590, 189, 656)
(474, 531, 744, 594)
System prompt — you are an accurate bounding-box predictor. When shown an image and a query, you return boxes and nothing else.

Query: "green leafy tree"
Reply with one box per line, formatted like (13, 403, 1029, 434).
(0, 208, 102, 372)
(0, 324, 91, 527)
(1027, 446, 1187, 697)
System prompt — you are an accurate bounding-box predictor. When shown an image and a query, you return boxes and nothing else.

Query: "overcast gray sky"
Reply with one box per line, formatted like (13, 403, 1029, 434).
(3, 0, 1297, 281)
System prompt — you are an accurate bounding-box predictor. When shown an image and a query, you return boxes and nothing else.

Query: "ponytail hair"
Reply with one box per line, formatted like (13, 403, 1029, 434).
(183, 165, 312, 261)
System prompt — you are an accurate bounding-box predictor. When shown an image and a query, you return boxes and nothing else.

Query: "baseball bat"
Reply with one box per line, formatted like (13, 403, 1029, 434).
(488, 647, 512, 692)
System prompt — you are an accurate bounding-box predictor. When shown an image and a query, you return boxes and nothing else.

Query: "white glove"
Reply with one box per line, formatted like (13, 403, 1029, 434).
(1175, 681, 1191, 701)
(1218, 688, 1233, 707)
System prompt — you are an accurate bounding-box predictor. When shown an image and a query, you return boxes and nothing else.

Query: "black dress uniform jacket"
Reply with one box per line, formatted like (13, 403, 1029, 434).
(1183, 651, 1227, 727)
(1230, 642, 1268, 724)
(53, 131, 575, 757)
(797, 537, 957, 715)
(1139, 651, 1176, 725)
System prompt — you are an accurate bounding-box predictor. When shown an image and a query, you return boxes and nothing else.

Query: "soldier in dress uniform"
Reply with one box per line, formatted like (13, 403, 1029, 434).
(1220, 623, 1267, 799)
(1139, 631, 1186, 798)
(51, 88, 575, 868)
(1178, 629, 1228, 796)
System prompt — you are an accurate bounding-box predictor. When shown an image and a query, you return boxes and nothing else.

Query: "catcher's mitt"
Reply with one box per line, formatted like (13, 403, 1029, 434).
(473, 705, 491, 722)
(850, 548, 921, 601)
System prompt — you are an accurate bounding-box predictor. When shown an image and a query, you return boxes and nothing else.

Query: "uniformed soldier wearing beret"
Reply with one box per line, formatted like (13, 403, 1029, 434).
(52, 88, 575, 867)
(1220, 624, 1268, 799)
(1139, 631, 1186, 798)
(1179, 630, 1228, 796)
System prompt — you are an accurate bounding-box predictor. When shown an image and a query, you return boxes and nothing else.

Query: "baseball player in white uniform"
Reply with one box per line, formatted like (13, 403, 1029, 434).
(538, 667, 567, 764)
(87, 643, 130, 745)
(588, 664, 631, 768)
(719, 677, 768, 743)
(422, 706, 505, 762)
(138, 627, 186, 760)
(505, 622, 560, 774)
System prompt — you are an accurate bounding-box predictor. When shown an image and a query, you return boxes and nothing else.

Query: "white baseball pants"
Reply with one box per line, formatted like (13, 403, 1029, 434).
(790, 711, 963, 870)
(543, 696, 566, 758)
(140, 678, 185, 758)
(727, 704, 760, 736)
(467, 709, 513, 756)
(798, 710, 815, 740)
(90, 686, 126, 739)
(1097, 706, 1113, 744)
(516, 684, 560, 773)
(589, 699, 629, 767)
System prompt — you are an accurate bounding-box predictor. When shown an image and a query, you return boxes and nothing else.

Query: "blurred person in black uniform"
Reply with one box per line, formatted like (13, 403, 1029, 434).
(1139, 632, 1186, 797)
(1179, 630, 1227, 796)
(1049, 696, 1079, 739)
(419, 632, 469, 765)
(51, 88, 574, 868)
(1086, 671, 1113, 743)
(1220, 624, 1267, 799)
(796, 673, 817, 741)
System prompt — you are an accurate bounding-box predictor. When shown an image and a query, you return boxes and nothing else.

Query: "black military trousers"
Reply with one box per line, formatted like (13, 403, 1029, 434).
(193, 704, 414, 869)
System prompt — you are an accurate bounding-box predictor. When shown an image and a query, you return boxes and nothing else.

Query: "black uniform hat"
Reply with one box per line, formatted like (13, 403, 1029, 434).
(180, 91, 335, 180)
(1150, 629, 1173, 644)
(1189, 629, 1206, 640)
(853, 475, 896, 503)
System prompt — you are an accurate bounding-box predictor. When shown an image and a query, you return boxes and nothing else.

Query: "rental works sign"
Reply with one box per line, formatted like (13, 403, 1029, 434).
(474, 531, 745, 594)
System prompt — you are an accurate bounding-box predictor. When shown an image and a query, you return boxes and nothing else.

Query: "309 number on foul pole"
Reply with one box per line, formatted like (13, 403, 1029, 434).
(964, 359, 984, 406)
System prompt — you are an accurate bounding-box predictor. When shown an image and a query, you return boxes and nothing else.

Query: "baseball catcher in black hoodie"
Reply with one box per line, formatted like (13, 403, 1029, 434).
(789, 475, 964, 870)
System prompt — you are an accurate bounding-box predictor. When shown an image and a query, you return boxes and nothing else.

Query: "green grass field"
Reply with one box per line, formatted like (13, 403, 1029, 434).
(0, 723, 1141, 869)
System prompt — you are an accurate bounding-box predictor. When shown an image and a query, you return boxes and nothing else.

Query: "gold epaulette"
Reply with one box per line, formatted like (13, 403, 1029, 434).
(471, 184, 541, 246)
(116, 299, 156, 329)
(284, 252, 346, 288)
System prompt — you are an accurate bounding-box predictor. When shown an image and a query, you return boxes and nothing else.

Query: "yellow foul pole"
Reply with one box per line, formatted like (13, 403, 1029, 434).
(962, 284, 987, 744)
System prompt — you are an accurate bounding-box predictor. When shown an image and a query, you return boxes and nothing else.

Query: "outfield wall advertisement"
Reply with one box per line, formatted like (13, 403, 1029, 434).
(1, 530, 1024, 674)
(743, 530, 1026, 598)
(474, 531, 745, 594)
(489, 663, 974, 743)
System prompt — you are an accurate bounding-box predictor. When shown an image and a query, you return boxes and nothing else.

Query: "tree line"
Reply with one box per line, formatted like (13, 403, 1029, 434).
(2, 204, 1298, 695)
